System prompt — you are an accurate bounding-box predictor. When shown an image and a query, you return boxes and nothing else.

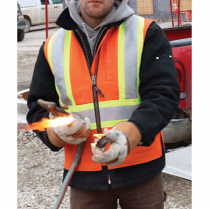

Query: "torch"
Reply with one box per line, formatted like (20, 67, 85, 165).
(19, 99, 109, 149)
(18, 100, 74, 132)
(18, 99, 108, 209)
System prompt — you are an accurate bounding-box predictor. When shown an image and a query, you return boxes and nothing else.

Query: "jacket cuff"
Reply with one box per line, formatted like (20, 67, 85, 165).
(34, 129, 63, 152)
(127, 120, 153, 146)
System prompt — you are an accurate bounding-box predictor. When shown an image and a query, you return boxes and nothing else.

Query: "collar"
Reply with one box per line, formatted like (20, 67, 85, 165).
(56, 8, 126, 31)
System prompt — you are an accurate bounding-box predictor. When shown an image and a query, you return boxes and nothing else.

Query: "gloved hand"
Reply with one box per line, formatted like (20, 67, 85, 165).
(91, 128, 128, 166)
(50, 113, 91, 144)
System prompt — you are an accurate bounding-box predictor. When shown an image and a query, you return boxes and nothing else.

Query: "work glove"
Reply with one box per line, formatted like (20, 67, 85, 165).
(50, 113, 91, 144)
(91, 128, 128, 166)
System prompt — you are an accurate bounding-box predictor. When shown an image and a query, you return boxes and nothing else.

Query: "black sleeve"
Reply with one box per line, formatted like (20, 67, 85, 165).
(26, 43, 62, 152)
(128, 22, 180, 146)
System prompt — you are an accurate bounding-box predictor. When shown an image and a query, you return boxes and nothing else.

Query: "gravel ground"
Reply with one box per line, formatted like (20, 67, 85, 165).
(17, 51, 38, 91)
(17, 130, 191, 209)
(17, 130, 69, 209)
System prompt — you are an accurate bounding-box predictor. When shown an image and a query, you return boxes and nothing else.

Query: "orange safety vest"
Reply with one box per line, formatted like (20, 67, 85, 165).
(44, 15, 164, 171)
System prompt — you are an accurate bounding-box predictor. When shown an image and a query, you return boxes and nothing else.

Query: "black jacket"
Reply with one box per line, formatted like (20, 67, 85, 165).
(27, 8, 180, 190)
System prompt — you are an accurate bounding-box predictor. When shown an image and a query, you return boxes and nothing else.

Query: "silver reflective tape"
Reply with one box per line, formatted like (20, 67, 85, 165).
(180, 92, 187, 99)
(52, 29, 72, 106)
(72, 109, 95, 124)
(100, 105, 138, 122)
(72, 105, 139, 123)
(124, 15, 140, 99)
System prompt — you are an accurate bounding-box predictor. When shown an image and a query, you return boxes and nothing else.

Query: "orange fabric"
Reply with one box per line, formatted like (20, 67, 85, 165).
(44, 35, 54, 74)
(64, 128, 163, 171)
(64, 129, 102, 171)
(70, 28, 120, 106)
(96, 27, 120, 102)
(44, 35, 52, 63)
(64, 18, 164, 171)
(70, 32, 93, 105)
(46, 18, 164, 171)
(143, 19, 154, 42)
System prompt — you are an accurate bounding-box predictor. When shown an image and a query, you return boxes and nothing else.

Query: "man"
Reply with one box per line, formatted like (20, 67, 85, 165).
(27, 0, 180, 208)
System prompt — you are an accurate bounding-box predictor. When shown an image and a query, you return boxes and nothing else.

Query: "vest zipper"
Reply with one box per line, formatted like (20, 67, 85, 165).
(91, 50, 104, 133)
(93, 27, 108, 57)
(92, 75, 104, 97)
(74, 29, 106, 133)
(75, 28, 111, 185)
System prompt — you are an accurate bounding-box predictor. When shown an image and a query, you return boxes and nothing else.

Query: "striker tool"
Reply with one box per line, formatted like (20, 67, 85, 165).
(96, 135, 109, 148)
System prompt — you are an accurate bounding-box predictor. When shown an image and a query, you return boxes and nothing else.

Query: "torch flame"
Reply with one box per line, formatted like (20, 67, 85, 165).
(18, 115, 74, 132)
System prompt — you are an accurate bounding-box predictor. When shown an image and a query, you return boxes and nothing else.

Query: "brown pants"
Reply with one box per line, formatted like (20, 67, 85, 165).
(70, 172, 165, 209)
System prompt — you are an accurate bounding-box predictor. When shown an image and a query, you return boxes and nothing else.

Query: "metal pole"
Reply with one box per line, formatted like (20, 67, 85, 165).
(170, 0, 174, 27)
(178, 0, 180, 26)
(177, 0, 182, 26)
(45, 0, 48, 39)
(172, 0, 182, 27)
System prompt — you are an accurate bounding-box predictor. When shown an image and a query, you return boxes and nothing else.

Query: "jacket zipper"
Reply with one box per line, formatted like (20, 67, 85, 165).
(75, 28, 111, 184)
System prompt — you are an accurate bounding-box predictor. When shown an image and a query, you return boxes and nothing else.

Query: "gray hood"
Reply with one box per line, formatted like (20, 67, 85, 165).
(65, 0, 134, 54)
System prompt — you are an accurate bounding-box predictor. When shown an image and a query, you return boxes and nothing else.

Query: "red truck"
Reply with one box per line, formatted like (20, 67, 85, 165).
(163, 25, 192, 145)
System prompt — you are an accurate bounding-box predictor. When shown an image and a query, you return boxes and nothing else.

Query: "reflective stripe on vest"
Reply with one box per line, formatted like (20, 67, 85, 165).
(44, 15, 164, 172)
(45, 15, 145, 130)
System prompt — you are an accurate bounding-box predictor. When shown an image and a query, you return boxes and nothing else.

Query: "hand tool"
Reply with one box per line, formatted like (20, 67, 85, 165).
(26, 100, 106, 208)
(96, 135, 109, 148)
(38, 99, 107, 148)
(37, 99, 70, 117)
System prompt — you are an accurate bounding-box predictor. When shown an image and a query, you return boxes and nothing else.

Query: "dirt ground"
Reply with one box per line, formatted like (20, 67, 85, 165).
(17, 30, 192, 209)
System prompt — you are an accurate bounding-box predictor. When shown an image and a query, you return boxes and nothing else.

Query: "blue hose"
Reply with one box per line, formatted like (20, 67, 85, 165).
(52, 143, 83, 209)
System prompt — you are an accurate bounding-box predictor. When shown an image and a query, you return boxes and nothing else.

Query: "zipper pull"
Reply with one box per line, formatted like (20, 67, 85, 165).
(94, 85, 104, 97)
(91, 75, 97, 86)
(91, 75, 104, 97)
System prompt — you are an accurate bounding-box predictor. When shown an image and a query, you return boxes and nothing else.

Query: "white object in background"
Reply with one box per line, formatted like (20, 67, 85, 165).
(17, 89, 29, 115)
(18, 0, 63, 27)
(163, 145, 192, 180)
(17, 89, 29, 125)
(18, 0, 37, 7)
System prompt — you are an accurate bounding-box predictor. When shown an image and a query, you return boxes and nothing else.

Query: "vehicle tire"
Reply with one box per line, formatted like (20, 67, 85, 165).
(18, 30, 25, 42)
(24, 18, 31, 33)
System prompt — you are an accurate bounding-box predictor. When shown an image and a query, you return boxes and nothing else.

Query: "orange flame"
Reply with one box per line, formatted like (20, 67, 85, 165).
(93, 134, 105, 139)
(91, 134, 106, 148)
(18, 115, 74, 132)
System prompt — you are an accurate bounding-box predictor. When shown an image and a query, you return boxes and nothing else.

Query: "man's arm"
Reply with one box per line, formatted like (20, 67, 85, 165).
(116, 22, 180, 149)
(27, 43, 63, 151)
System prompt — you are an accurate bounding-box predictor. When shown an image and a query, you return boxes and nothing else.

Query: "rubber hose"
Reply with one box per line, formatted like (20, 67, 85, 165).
(52, 142, 85, 209)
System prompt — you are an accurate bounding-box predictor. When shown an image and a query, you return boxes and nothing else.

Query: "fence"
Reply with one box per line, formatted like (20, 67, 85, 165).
(128, 0, 192, 28)
(46, 0, 192, 38)
(45, 0, 65, 38)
